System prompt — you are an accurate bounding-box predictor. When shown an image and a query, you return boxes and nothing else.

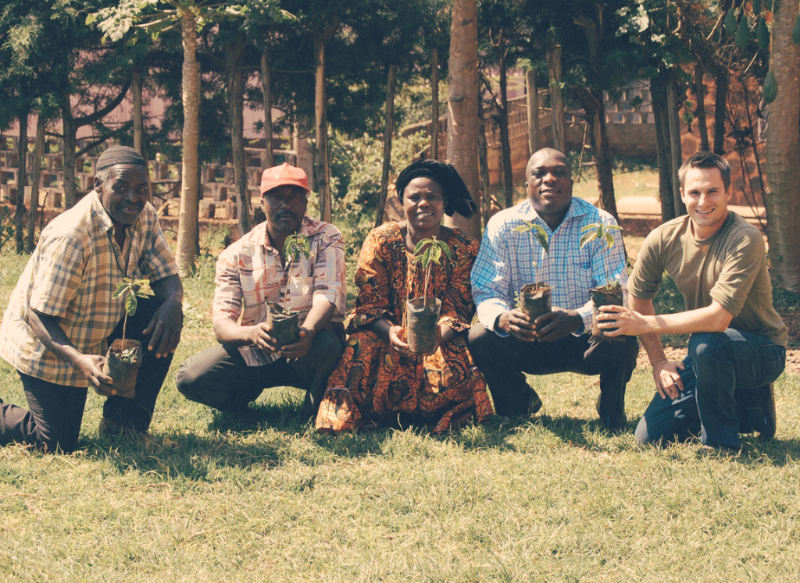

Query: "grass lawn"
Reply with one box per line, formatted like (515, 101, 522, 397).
(1, 234, 800, 582)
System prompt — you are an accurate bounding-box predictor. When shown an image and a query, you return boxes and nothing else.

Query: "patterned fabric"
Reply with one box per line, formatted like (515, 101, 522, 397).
(315, 223, 494, 434)
(212, 216, 346, 366)
(471, 197, 626, 335)
(0, 191, 178, 387)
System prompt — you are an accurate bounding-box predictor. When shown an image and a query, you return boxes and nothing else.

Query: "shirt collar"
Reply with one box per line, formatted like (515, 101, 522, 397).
(259, 216, 311, 251)
(516, 197, 589, 224)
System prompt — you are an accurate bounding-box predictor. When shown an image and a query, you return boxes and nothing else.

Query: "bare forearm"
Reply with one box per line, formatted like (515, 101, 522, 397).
(630, 297, 667, 365)
(301, 301, 336, 334)
(151, 274, 183, 305)
(213, 318, 254, 345)
(630, 299, 732, 336)
(28, 310, 83, 368)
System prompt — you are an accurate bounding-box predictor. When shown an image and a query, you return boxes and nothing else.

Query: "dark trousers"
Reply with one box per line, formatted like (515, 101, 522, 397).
(0, 297, 173, 453)
(635, 329, 786, 449)
(468, 323, 639, 422)
(176, 329, 343, 418)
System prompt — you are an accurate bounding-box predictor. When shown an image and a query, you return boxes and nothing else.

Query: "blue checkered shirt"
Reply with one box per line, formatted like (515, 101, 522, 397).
(471, 197, 626, 336)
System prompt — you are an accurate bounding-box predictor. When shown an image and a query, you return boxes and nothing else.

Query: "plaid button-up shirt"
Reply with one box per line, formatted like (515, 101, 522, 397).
(212, 216, 346, 366)
(0, 191, 178, 387)
(471, 197, 626, 335)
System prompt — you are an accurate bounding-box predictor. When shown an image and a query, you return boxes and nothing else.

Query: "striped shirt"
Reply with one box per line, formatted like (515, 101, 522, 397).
(212, 216, 346, 366)
(0, 191, 178, 386)
(471, 197, 626, 335)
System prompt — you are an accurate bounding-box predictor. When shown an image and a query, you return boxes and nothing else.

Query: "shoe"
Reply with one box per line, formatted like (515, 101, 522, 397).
(596, 394, 627, 433)
(754, 383, 777, 441)
(697, 444, 740, 457)
(99, 417, 151, 442)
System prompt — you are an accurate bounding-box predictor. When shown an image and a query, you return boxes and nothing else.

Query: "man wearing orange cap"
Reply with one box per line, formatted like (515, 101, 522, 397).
(177, 163, 346, 418)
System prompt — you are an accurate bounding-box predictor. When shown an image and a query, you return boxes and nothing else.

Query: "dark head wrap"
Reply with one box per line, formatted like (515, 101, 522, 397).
(395, 159, 477, 219)
(96, 146, 147, 171)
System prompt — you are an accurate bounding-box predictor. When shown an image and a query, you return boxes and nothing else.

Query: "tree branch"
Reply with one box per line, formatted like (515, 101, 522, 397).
(74, 81, 132, 128)
(74, 121, 133, 158)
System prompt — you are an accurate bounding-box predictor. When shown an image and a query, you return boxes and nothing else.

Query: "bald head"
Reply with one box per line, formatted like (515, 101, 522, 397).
(526, 148, 570, 179)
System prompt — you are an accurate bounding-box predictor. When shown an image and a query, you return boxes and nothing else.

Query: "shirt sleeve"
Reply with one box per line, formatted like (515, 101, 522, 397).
(212, 251, 243, 323)
(346, 229, 393, 333)
(439, 235, 478, 332)
(28, 233, 86, 318)
(138, 218, 179, 283)
(709, 231, 764, 317)
(628, 229, 665, 300)
(312, 225, 347, 318)
(471, 215, 513, 335)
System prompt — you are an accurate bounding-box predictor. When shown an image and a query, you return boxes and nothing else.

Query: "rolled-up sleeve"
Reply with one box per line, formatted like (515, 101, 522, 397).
(471, 216, 513, 335)
(212, 252, 243, 323)
(312, 225, 347, 318)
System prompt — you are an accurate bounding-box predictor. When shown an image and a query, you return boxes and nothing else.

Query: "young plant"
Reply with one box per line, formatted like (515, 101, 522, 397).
(411, 236, 452, 308)
(579, 222, 622, 291)
(113, 278, 154, 362)
(282, 232, 310, 313)
(512, 220, 550, 292)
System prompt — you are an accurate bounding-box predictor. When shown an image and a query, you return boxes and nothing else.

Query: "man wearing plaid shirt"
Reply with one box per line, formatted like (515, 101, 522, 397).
(176, 164, 346, 418)
(468, 148, 639, 430)
(0, 146, 183, 453)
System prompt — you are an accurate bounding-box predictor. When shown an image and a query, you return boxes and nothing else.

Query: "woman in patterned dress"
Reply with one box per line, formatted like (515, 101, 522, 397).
(315, 160, 494, 434)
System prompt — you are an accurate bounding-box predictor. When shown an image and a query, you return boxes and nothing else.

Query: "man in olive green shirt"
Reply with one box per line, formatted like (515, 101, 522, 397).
(599, 152, 787, 453)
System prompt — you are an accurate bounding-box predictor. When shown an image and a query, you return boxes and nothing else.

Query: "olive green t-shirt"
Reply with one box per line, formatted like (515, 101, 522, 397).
(629, 212, 787, 346)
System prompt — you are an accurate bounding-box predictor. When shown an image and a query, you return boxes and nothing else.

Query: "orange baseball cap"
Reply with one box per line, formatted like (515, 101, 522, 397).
(260, 163, 310, 195)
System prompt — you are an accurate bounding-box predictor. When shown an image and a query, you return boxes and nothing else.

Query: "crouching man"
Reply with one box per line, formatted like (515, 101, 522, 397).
(600, 152, 787, 454)
(0, 146, 183, 453)
(176, 164, 346, 418)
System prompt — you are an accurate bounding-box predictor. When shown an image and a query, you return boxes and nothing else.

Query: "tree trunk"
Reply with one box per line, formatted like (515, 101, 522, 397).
(547, 45, 565, 153)
(26, 115, 46, 253)
(131, 70, 152, 204)
(652, 74, 676, 222)
(227, 38, 251, 238)
(61, 97, 77, 209)
(14, 108, 29, 253)
(766, 0, 800, 291)
(315, 36, 332, 223)
(666, 79, 687, 217)
(176, 11, 201, 277)
(497, 50, 514, 209)
(526, 68, 539, 156)
(261, 51, 274, 169)
(713, 67, 728, 155)
(693, 58, 710, 152)
(431, 47, 439, 160)
(478, 86, 492, 230)
(579, 90, 619, 222)
(374, 64, 397, 229)
(445, 0, 481, 238)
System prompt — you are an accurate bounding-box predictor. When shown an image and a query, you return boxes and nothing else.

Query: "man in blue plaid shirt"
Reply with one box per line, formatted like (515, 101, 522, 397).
(469, 148, 638, 430)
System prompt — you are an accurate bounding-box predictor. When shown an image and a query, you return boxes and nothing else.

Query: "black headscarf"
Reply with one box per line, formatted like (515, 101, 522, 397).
(394, 159, 477, 219)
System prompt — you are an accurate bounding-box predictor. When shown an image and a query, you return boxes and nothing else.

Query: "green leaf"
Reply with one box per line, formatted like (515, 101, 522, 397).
(763, 70, 778, 104)
(757, 18, 770, 50)
(605, 232, 615, 248)
(440, 242, 453, 261)
(724, 9, 738, 36)
(735, 15, 750, 49)
(793, 15, 800, 45)
(531, 224, 550, 255)
(125, 292, 138, 317)
(753, 0, 761, 15)
(430, 245, 442, 265)
(512, 225, 530, 233)
(413, 239, 430, 256)
(579, 231, 598, 249)
(606, 225, 622, 232)
(580, 223, 601, 233)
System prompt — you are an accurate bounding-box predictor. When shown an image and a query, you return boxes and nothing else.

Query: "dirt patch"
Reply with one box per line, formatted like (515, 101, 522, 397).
(636, 346, 800, 376)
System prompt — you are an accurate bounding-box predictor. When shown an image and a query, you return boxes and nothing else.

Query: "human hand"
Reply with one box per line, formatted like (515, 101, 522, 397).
(533, 308, 583, 342)
(497, 309, 537, 341)
(597, 305, 646, 338)
(143, 297, 183, 358)
(247, 322, 278, 352)
(389, 325, 412, 357)
(653, 359, 685, 400)
(74, 354, 119, 397)
(279, 328, 315, 359)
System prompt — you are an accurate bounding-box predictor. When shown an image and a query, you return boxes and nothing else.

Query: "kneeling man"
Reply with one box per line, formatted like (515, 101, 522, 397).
(0, 146, 183, 453)
(177, 164, 346, 418)
(601, 152, 787, 453)
(469, 148, 639, 430)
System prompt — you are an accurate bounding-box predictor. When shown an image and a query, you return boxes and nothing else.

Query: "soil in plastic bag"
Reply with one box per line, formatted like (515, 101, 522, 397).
(520, 283, 551, 335)
(267, 302, 300, 348)
(103, 339, 141, 397)
(405, 297, 442, 355)
(591, 285, 624, 342)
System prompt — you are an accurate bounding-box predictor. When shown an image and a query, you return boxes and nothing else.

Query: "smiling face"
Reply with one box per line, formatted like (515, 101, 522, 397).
(96, 164, 150, 226)
(262, 184, 308, 235)
(526, 149, 573, 231)
(403, 177, 445, 235)
(680, 166, 732, 240)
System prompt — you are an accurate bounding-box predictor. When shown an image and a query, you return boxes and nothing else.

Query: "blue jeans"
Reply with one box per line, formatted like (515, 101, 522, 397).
(635, 329, 786, 449)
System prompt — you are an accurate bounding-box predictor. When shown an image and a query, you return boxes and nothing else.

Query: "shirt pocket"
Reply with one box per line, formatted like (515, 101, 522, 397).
(287, 276, 314, 314)
(569, 263, 595, 297)
(241, 266, 267, 308)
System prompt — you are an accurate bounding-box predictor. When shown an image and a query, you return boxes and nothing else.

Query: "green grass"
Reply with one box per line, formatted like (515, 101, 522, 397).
(2, 236, 800, 581)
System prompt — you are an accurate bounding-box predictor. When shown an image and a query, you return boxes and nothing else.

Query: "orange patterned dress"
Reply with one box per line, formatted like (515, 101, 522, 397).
(315, 223, 494, 434)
